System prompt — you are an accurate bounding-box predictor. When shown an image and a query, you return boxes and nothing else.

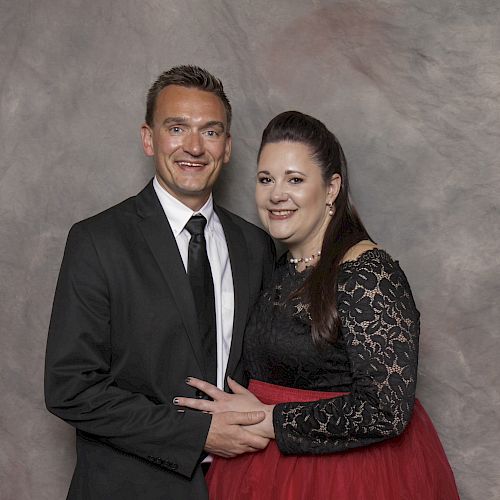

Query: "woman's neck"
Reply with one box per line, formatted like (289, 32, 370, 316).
(288, 243, 323, 272)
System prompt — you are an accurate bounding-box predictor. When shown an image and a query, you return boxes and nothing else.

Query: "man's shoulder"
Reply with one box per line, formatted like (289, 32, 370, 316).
(73, 195, 136, 232)
(69, 183, 153, 238)
(215, 205, 269, 241)
(216, 206, 275, 277)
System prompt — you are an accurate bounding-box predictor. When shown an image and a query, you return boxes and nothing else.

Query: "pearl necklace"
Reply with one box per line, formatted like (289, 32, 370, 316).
(289, 250, 321, 268)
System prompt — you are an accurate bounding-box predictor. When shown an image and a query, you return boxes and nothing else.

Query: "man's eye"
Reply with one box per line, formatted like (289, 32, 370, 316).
(204, 130, 219, 137)
(169, 126, 183, 134)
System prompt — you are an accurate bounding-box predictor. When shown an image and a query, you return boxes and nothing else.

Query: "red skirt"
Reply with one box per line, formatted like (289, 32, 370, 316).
(207, 380, 459, 500)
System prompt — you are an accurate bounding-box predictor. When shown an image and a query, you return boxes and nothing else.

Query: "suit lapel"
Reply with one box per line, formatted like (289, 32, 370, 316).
(215, 206, 250, 381)
(135, 182, 206, 377)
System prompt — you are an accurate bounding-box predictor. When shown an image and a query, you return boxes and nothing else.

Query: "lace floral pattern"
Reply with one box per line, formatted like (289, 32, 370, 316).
(244, 249, 420, 455)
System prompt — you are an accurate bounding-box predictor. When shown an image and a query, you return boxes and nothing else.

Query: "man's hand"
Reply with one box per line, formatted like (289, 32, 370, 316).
(204, 411, 270, 458)
(175, 378, 275, 431)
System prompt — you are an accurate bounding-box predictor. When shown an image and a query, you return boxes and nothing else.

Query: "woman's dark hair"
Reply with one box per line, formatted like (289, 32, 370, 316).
(258, 111, 372, 345)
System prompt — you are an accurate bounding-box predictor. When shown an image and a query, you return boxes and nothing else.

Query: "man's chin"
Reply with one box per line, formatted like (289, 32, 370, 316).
(173, 186, 213, 210)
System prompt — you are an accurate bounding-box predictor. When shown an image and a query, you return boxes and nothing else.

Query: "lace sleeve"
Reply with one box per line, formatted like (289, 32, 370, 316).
(273, 251, 420, 455)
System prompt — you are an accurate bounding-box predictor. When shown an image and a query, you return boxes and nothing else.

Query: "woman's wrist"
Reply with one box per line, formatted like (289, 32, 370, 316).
(264, 404, 276, 439)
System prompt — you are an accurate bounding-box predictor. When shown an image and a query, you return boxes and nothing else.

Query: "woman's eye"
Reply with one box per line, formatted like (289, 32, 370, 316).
(257, 176, 272, 184)
(289, 177, 303, 184)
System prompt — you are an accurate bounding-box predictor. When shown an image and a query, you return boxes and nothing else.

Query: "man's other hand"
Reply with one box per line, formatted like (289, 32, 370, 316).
(204, 411, 269, 458)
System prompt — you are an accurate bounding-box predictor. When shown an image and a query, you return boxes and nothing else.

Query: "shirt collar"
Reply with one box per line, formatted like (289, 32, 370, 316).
(153, 176, 215, 236)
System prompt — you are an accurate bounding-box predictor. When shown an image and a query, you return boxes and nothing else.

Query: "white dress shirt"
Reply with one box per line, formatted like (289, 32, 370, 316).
(153, 177, 234, 389)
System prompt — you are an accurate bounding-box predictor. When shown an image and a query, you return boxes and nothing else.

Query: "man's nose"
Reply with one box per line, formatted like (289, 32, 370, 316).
(183, 132, 204, 156)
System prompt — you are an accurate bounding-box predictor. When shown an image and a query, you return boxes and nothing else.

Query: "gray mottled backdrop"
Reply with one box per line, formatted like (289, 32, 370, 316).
(1, 1, 499, 498)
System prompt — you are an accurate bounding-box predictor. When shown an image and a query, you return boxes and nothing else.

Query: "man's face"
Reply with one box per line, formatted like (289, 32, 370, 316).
(141, 85, 231, 210)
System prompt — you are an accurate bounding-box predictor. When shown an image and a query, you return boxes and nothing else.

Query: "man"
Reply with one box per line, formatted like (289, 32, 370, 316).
(45, 65, 275, 499)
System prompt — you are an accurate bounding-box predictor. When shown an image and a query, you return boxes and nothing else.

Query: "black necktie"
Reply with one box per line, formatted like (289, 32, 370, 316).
(185, 215, 217, 385)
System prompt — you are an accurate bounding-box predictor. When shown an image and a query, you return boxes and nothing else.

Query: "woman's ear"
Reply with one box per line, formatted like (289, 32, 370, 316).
(327, 173, 342, 205)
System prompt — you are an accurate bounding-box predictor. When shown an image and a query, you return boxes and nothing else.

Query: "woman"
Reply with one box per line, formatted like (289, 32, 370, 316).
(175, 111, 459, 499)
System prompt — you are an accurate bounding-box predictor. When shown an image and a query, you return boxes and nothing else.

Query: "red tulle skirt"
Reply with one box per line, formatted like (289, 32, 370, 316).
(207, 380, 459, 499)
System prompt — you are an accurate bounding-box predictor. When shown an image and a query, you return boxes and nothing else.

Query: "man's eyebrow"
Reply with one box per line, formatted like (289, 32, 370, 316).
(203, 120, 226, 131)
(162, 116, 188, 126)
(161, 117, 226, 132)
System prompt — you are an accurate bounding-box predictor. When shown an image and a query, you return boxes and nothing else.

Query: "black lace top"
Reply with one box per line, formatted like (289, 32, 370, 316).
(243, 249, 420, 455)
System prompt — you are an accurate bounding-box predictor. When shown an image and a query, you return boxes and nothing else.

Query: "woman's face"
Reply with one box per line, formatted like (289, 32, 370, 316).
(255, 141, 340, 256)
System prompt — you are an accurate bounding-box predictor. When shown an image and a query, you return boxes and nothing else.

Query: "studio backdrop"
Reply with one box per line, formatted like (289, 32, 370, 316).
(1, 1, 499, 498)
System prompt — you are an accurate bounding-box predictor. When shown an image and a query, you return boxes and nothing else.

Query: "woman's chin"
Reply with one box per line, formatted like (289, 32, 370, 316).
(269, 231, 296, 246)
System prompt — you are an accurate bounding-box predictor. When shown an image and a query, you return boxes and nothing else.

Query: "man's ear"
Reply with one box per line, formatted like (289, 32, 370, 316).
(327, 173, 342, 204)
(223, 133, 232, 164)
(141, 123, 154, 157)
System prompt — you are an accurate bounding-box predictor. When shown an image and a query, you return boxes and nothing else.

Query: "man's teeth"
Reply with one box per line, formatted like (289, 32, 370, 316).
(178, 161, 205, 167)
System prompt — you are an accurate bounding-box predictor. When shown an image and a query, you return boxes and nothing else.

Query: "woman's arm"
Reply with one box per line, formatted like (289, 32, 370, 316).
(274, 252, 420, 454)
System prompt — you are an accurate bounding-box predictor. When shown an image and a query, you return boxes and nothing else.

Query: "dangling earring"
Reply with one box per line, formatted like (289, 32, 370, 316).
(327, 202, 334, 216)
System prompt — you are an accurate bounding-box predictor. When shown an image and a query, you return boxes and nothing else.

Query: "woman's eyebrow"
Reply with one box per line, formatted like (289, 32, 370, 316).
(285, 169, 307, 176)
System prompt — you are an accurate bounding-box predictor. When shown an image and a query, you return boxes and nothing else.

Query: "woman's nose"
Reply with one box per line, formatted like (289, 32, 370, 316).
(270, 185, 289, 203)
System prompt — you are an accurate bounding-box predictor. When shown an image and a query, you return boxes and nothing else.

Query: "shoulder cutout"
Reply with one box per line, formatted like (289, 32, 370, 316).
(341, 240, 379, 264)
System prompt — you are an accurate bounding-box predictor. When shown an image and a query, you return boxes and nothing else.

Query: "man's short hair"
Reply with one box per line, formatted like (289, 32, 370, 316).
(145, 65, 232, 131)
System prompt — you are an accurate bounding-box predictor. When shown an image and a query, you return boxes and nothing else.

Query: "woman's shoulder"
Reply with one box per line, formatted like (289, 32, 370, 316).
(338, 242, 420, 321)
(339, 241, 403, 278)
(341, 240, 380, 264)
(339, 242, 415, 296)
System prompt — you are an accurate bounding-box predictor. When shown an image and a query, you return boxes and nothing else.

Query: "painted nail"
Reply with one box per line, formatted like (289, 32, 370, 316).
(185, 377, 192, 383)
(173, 398, 179, 405)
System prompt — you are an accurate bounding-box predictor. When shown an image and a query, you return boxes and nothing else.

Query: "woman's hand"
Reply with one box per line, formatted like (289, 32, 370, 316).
(174, 377, 275, 439)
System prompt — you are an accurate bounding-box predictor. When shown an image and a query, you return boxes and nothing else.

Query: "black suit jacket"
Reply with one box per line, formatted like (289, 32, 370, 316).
(45, 181, 275, 499)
